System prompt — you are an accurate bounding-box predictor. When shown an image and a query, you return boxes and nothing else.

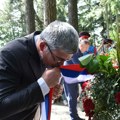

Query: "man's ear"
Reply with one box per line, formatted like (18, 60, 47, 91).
(39, 41, 46, 51)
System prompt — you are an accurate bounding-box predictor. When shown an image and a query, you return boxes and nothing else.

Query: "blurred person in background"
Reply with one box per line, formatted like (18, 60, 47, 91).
(63, 32, 97, 120)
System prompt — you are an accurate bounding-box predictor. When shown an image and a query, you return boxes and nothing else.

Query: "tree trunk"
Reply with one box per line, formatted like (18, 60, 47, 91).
(25, 0, 35, 34)
(68, 0, 78, 32)
(43, 0, 56, 27)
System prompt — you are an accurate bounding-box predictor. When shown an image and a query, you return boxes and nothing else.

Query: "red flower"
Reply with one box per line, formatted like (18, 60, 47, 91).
(82, 81, 91, 91)
(115, 92, 120, 104)
(82, 97, 95, 117)
(82, 81, 88, 90)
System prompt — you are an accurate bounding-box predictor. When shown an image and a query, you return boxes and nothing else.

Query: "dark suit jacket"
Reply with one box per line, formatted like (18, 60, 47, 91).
(0, 31, 46, 120)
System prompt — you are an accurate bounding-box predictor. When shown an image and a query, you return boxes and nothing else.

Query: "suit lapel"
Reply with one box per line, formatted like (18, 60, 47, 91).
(29, 57, 45, 80)
(26, 31, 46, 80)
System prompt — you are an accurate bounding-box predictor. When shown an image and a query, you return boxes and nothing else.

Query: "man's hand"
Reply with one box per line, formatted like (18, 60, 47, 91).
(42, 67, 61, 88)
(52, 84, 63, 100)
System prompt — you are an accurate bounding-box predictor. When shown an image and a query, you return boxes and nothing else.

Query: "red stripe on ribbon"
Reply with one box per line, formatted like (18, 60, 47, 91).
(60, 64, 85, 72)
(48, 88, 53, 120)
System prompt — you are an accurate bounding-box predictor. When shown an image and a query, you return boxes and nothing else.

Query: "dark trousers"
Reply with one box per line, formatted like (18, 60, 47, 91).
(64, 81, 82, 120)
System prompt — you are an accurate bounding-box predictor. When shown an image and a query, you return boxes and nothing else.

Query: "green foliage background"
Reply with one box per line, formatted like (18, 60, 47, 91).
(0, 0, 120, 48)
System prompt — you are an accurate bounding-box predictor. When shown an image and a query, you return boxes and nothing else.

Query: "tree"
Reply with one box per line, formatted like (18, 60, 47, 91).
(25, 0, 35, 34)
(0, 0, 26, 46)
(68, 0, 78, 32)
(43, 0, 56, 27)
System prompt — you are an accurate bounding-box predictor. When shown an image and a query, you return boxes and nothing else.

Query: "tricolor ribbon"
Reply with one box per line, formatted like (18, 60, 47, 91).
(41, 64, 95, 120)
(60, 64, 94, 84)
(40, 88, 53, 120)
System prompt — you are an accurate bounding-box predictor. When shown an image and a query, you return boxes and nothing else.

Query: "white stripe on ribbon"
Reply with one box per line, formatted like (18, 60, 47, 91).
(63, 74, 95, 84)
(40, 102, 47, 120)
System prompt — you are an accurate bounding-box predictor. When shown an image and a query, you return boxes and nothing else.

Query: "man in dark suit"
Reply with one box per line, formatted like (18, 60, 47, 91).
(0, 20, 79, 120)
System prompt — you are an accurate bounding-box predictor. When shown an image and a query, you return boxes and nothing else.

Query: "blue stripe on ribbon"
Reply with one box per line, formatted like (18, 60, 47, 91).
(45, 94, 49, 120)
(61, 69, 87, 77)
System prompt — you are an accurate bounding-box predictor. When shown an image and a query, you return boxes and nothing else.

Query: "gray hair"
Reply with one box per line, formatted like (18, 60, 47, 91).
(40, 20, 79, 53)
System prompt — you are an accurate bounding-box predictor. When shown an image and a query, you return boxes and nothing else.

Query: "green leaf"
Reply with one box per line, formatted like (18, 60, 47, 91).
(78, 54, 94, 66)
(78, 54, 99, 74)
(87, 58, 99, 74)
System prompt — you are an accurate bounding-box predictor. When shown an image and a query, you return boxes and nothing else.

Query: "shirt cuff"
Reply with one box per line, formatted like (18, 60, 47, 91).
(37, 77, 50, 97)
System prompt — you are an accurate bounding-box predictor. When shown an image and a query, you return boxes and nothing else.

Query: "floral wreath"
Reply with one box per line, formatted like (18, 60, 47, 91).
(79, 54, 120, 120)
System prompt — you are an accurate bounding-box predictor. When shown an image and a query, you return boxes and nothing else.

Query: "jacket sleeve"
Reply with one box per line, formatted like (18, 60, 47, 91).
(0, 50, 44, 119)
